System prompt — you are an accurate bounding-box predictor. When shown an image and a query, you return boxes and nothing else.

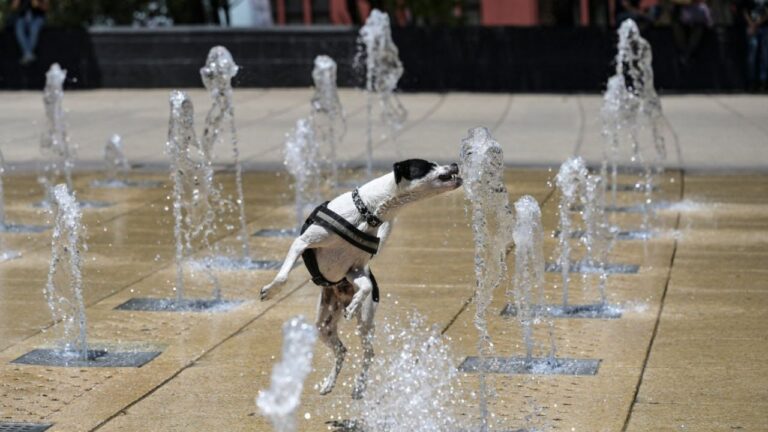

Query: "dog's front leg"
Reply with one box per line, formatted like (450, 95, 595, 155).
(376, 220, 393, 248)
(344, 270, 372, 320)
(260, 237, 308, 301)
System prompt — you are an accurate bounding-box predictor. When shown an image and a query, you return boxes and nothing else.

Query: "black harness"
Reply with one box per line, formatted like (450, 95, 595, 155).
(301, 190, 382, 302)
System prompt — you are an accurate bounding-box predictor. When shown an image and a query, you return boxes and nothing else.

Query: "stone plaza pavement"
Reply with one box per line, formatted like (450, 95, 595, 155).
(1, 89, 767, 171)
(0, 90, 765, 431)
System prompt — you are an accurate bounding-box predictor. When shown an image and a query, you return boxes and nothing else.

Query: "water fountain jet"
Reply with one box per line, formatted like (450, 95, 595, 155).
(357, 9, 407, 178)
(91, 134, 163, 189)
(311, 55, 346, 191)
(114, 91, 241, 312)
(458, 127, 512, 432)
(13, 184, 161, 367)
(257, 316, 317, 432)
(600, 19, 678, 231)
(37, 63, 112, 209)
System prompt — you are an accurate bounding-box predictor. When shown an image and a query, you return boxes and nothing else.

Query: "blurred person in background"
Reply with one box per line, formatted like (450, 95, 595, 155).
(672, 0, 713, 65)
(742, 0, 768, 91)
(617, 0, 652, 25)
(10, 0, 48, 65)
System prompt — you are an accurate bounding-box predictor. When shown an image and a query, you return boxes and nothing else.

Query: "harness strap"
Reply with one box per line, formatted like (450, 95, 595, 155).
(300, 202, 381, 302)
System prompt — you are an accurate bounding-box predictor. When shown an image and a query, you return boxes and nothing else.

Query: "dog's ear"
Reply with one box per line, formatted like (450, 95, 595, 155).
(393, 159, 435, 184)
(393, 161, 407, 184)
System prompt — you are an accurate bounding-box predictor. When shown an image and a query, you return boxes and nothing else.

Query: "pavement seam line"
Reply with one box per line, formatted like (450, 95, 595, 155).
(491, 94, 514, 133)
(88, 279, 309, 432)
(621, 168, 685, 432)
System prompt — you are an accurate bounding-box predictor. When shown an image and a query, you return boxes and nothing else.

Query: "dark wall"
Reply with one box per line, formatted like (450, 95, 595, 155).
(0, 28, 100, 89)
(0, 25, 749, 92)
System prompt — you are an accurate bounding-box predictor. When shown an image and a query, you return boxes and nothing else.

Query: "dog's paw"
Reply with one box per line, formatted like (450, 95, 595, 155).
(344, 302, 360, 320)
(351, 378, 367, 400)
(318, 376, 336, 395)
(260, 280, 284, 301)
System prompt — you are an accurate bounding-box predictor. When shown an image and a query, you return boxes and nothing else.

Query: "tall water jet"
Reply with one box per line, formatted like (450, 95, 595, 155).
(44, 184, 87, 360)
(257, 316, 317, 432)
(511, 196, 552, 363)
(104, 134, 130, 182)
(13, 186, 162, 368)
(582, 174, 613, 305)
(39, 63, 74, 206)
(555, 156, 587, 308)
(601, 19, 671, 230)
(310, 55, 346, 190)
(167, 90, 219, 302)
(358, 9, 407, 177)
(200, 46, 252, 263)
(459, 127, 512, 431)
(284, 117, 321, 233)
(352, 312, 466, 432)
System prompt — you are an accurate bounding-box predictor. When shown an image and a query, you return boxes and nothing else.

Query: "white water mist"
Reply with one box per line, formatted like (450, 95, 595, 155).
(358, 9, 407, 176)
(257, 316, 317, 432)
(44, 184, 88, 360)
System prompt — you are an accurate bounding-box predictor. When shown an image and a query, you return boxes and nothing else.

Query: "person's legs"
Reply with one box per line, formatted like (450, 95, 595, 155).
(746, 32, 759, 85)
(758, 28, 768, 85)
(14, 13, 33, 58)
(686, 24, 704, 58)
(26, 16, 45, 58)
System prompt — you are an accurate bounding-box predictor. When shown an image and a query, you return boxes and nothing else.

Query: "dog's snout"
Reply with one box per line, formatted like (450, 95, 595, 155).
(449, 163, 459, 174)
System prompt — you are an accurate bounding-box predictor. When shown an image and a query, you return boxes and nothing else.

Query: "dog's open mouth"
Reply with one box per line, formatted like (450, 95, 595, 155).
(438, 173, 463, 186)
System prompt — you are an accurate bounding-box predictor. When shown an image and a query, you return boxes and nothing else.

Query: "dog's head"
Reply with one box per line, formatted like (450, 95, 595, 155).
(392, 159, 463, 199)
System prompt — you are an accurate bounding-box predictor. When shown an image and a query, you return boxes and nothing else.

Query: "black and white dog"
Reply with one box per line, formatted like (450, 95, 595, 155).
(261, 159, 462, 398)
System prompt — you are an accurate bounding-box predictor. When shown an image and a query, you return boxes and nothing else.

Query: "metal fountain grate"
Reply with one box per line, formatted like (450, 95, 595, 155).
(615, 183, 659, 192)
(0, 423, 52, 432)
(458, 356, 600, 376)
(190, 257, 283, 271)
(252, 228, 299, 238)
(501, 303, 622, 319)
(115, 298, 243, 313)
(554, 229, 654, 240)
(545, 261, 639, 274)
(11, 349, 161, 368)
(0, 224, 49, 234)
(326, 420, 525, 432)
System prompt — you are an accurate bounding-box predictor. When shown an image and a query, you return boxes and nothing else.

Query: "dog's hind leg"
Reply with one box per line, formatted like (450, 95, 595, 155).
(316, 286, 346, 395)
(352, 295, 376, 400)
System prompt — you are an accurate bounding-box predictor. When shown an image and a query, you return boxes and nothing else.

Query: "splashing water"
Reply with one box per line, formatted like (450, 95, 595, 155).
(601, 19, 672, 230)
(104, 134, 130, 183)
(257, 316, 317, 432)
(556, 157, 587, 308)
(200, 46, 251, 262)
(512, 196, 556, 363)
(167, 90, 220, 300)
(311, 55, 346, 190)
(459, 127, 512, 431)
(582, 175, 614, 304)
(284, 118, 321, 231)
(44, 184, 88, 360)
(357, 9, 407, 176)
(354, 311, 467, 432)
(39, 63, 75, 206)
